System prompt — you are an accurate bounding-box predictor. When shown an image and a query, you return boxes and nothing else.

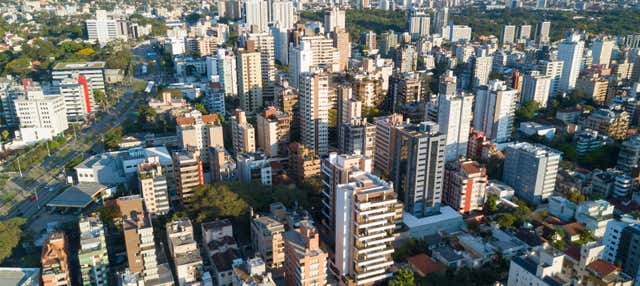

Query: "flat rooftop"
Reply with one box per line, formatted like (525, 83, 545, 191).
(0, 267, 40, 286)
(53, 61, 106, 70)
(47, 183, 107, 208)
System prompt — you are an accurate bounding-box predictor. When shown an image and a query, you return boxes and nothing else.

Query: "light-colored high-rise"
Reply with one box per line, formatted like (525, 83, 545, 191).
(324, 7, 346, 34)
(288, 41, 313, 88)
(283, 221, 328, 286)
(58, 75, 95, 121)
(502, 142, 561, 204)
(373, 113, 404, 176)
(334, 172, 398, 285)
(231, 109, 257, 155)
(78, 216, 109, 286)
(591, 37, 615, 67)
(557, 34, 585, 91)
(299, 72, 329, 156)
(245, 0, 269, 32)
(176, 110, 224, 163)
(502, 25, 516, 45)
(473, 80, 516, 143)
(521, 71, 552, 107)
(245, 33, 276, 101)
(535, 21, 551, 44)
(409, 12, 430, 40)
(138, 157, 171, 215)
(172, 150, 204, 205)
(518, 25, 532, 40)
(251, 215, 285, 268)
(217, 48, 238, 97)
(52, 61, 106, 93)
(473, 56, 493, 88)
(271, 0, 295, 29)
(14, 81, 68, 144)
(540, 60, 564, 97)
(86, 10, 124, 46)
(433, 8, 449, 35)
(166, 218, 204, 286)
(443, 159, 488, 213)
(256, 106, 291, 157)
(237, 48, 263, 114)
(438, 92, 473, 161)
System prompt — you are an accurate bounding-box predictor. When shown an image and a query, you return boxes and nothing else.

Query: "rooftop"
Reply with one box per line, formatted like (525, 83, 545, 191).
(53, 61, 106, 70)
(47, 183, 107, 208)
(0, 267, 40, 286)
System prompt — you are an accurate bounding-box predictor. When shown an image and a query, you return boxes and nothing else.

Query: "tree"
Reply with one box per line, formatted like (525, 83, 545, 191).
(195, 103, 209, 115)
(187, 184, 251, 222)
(567, 190, 586, 204)
(0, 217, 26, 263)
(4, 57, 32, 78)
(1, 130, 9, 142)
(496, 213, 516, 229)
(579, 145, 619, 170)
(93, 90, 107, 112)
(390, 268, 415, 286)
(98, 204, 122, 228)
(103, 126, 124, 149)
(485, 193, 499, 213)
(515, 100, 540, 123)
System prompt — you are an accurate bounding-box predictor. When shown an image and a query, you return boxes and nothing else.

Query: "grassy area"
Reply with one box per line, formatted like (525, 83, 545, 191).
(5, 135, 68, 172)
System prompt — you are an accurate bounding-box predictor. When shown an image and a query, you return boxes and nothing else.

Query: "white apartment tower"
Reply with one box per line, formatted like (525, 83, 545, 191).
(86, 10, 123, 46)
(334, 172, 398, 285)
(231, 110, 257, 155)
(288, 41, 313, 89)
(540, 60, 564, 97)
(591, 37, 615, 67)
(245, 0, 269, 32)
(438, 92, 473, 161)
(473, 80, 516, 143)
(217, 48, 238, 97)
(237, 48, 263, 114)
(521, 71, 552, 107)
(557, 34, 585, 92)
(473, 56, 493, 88)
(138, 157, 171, 216)
(299, 72, 329, 156)
(270, 0, 295, 29)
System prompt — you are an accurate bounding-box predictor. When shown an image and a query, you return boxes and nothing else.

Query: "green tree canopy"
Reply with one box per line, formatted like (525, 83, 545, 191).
(390, 267, 415, 286)
(0, 217, 26, 263)
(187, 184, 251, 223)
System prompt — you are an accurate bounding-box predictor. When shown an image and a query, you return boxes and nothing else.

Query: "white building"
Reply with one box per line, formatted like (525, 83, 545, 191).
(438, 92, 473, 161)
(575, 200, 614, 238)
(52, 61, 106, 93)
(557, 34, 585, 92)
(591, 37, 615, 67)
(86, 10, 124, 46)
(231, 110, 256, 155)
(166, 218, 204, 286)
(334, 172, 398, 285)
(540, 60, 564, 97)
(216, 48, 238, 97)
(473, 56, 493, 88)
(473, 80, 516, 143)
(442, 25, 472, 43)
(288, 41, 313, 88)
(137, 157, 171, 216)
(271, 0, 295, 30)
(245, 0, 269, 32)
(502, 142, 561, 205)
(14, 82, 68, 144)
(507, 247, 567, 286)
(521, 71, 552, 107)
(58, 75, 95, 121)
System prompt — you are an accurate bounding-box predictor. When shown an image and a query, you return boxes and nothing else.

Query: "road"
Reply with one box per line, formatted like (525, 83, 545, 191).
(5, 85, 145, 220)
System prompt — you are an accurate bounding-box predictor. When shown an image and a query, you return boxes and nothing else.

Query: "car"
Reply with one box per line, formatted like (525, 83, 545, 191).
(29, 194, 36, 201)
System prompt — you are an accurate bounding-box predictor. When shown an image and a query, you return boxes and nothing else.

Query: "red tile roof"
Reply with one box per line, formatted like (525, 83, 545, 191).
(586, 259, 618, 278)
(407, 254, 447, 276)
(176, 117, 196, 125)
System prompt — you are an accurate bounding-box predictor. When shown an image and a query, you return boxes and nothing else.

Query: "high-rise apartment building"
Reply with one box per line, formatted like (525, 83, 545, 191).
(557, 34, 585, 91)
(583, 108, 630, 140)
(473, 56, 493, 88)
(283, 220, 328, 286)
(331, 29, 351, 72)
(393, 121, 446, 218)
(58, 75, 95, 121)
(138, 157, 170, 215)
(443, 159, 488, 214)
(118, 195, 173, 285)
(502, 142, 561, 204)
(86, 10, 124, 46)
(251, 215, 285, 268)
(14, 81, 68, 143)
(535, 21, 551, 44)
(299, 72, 329, 156)
(52, 62, 106, 93)
(473, 80, 516, 143)
(166, 218, 204, 286)
(321, 153, 372, 239)
(288, 142, 322, 182)
(575, 75, 608, 105)
(521, 70, 552, 107)
(334, 172, 398, 285)
(256, 106, 291, 157)
(231, 109, 257, 155)
(78, 216, 109, 286)
(433, 8, 449, 35)
(245, 33, 276, 102)
(176, 110, 223, 163)
(409, 11, 430, 40)
(324, 7, 346, 33)
(245, 0, 269, 32)
(237, 48, 264, 114)
(288, 41, 314, 89)
(518, 25, 532, 40)
(591, 37, 615, 67)
(502, 25, 516, 45)
(41, 232, 71, 286)
(271, 0, 295, 29)
(217, 48, 238, 97)
(438, 92, 473, 161)
(373, 113, 404, 176)
(172, 150, 204, 205)
(539, 60, 564, 97)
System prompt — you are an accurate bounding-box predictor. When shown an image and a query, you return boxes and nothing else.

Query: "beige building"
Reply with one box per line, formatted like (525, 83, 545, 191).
(257, 106, 291, 157)
(283, 220, 328, 286)
(237, 48, 263, 114)
(138, 157, 170, 215)
(41, 232, 71, 286)
(172, 150, 204, 206)
(443, 159, 488, 214)
(373, 114, 404, 176)
(231, 109, 257, 155)
(250, 215, 285, 268)
(288, 142, 321, 182)
(576, 75, 609, 105)
(176, 110, 223, 163)
(583, 108, 630, 140)
(166, 218, 204, 286)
